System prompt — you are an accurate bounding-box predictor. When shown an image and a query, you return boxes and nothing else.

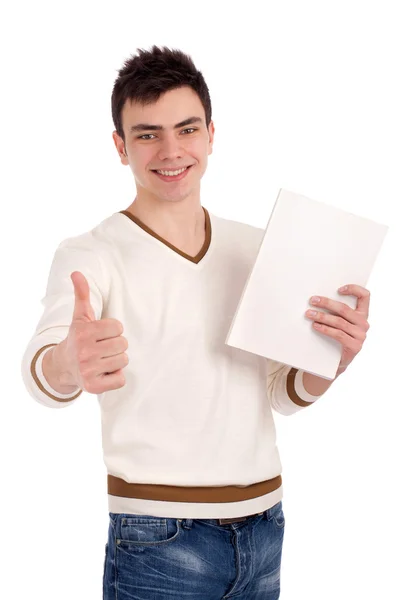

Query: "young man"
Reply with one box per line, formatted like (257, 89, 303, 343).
(21, 46, 370, 599)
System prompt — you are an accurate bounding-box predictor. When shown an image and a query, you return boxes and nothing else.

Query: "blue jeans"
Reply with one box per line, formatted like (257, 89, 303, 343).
(103, 500, 285, 599)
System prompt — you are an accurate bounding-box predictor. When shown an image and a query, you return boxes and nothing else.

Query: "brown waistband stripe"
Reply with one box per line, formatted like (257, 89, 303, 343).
(107, 474, 282, 503)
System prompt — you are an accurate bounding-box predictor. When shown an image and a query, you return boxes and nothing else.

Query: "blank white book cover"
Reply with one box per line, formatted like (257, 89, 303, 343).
(225, 189, 389, 380)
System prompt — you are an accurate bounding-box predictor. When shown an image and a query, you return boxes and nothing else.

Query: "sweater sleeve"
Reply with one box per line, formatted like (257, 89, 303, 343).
(20, 234, 107, 409)
(266, 358, 323, 416)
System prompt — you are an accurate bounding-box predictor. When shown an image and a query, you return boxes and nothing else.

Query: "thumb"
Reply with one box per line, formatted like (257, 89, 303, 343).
(71, 271, 96, 322)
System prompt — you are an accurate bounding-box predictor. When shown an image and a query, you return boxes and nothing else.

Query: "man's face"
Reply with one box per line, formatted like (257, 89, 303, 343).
(113, 86, 215, 204)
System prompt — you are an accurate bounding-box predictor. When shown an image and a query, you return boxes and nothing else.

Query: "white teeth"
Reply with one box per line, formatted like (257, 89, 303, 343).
(156, 167, 187, 176)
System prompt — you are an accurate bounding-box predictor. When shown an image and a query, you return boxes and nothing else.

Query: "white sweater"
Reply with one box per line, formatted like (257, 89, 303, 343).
(21, 206, 322, 519)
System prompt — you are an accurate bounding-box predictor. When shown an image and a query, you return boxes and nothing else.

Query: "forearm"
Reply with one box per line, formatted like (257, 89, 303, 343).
(42, 340, 79, 395)
(302, 365, 346, 396)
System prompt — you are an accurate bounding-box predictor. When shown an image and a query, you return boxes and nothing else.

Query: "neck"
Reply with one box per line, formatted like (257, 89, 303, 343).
(124, 196, 206, 250)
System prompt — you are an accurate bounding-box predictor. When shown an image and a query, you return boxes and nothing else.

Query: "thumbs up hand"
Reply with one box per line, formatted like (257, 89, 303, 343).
(60, 271, 129, 394)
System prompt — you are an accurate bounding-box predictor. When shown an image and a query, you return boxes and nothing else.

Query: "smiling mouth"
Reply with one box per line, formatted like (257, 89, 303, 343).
(152, 165, 193, 173)
(151, 165, 193, 181)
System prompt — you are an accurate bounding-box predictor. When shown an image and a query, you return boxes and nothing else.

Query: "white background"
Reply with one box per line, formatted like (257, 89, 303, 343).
(1, 0, 399, 598)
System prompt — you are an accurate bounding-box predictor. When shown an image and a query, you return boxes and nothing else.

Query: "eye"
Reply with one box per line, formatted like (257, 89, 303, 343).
(137, 128, 197, 140)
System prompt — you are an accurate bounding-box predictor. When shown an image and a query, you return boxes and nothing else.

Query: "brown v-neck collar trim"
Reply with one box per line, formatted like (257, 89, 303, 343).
(118, 206, 212, 264)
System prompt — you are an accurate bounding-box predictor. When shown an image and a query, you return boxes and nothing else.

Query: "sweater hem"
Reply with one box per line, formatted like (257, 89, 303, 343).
(107, 485, 283, 519)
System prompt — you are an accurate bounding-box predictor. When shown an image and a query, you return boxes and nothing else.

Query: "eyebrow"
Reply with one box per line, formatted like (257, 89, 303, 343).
(129, 116, 203, 134)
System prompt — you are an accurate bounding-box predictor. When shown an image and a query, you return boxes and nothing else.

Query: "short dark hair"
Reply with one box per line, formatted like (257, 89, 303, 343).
(111, 45, 212, 144)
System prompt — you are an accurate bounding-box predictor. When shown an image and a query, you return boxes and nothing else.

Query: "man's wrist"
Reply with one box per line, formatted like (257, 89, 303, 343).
(45, 341, 78, 392)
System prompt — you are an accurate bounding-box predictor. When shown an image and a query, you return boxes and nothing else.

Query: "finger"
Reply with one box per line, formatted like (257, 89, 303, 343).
(93, 318, 124, 342)
(338, 284, 371, 317)
(312, 321, 363, 352)
(307, 311, 367, 342)
(310, 296, 366, 328)
(71, 271, 96, 323)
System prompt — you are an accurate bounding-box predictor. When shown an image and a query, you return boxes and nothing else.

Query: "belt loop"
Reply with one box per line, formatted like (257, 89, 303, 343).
(181, 518, 193, 530)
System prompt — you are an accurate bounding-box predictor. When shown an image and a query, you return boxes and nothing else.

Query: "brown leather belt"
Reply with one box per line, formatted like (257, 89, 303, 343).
(218, 512, 265, 525)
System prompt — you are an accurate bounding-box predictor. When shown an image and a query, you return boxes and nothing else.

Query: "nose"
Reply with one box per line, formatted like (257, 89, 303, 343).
(157, 135, 184, 161)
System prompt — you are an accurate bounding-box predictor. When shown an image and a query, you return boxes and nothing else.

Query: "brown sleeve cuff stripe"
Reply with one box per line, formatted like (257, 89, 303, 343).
(30, 344, 82, 403)
(286, 367, 315, 407)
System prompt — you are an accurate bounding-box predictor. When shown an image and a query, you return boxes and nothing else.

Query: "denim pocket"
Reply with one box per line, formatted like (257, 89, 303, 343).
(270, 501, 285, 529)
(117, 515, 182, 547)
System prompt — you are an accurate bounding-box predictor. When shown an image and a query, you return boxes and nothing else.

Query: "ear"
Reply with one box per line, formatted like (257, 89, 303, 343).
(112, 130, 129, 164)
(208, 120, 215, 155)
